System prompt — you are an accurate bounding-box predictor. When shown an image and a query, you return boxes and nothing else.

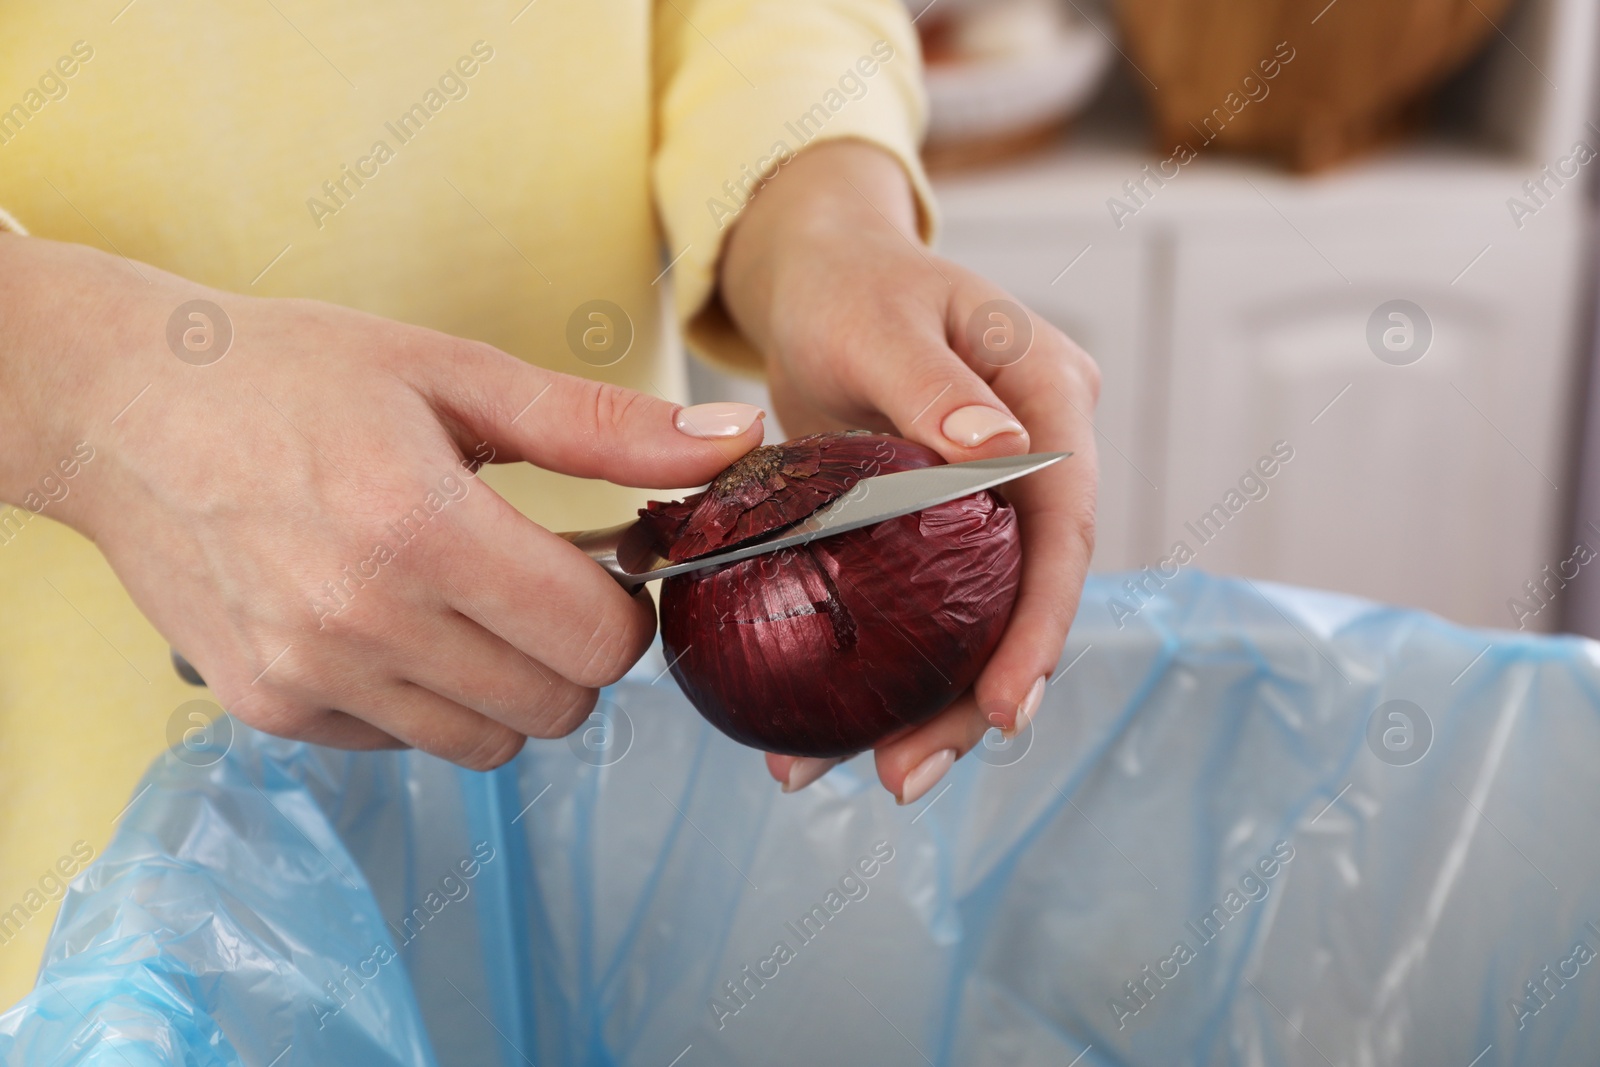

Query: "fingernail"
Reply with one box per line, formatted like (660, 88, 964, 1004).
(898, 748, 956, 806)
(1005, 676, 1047, 739)
(940, 405, 1025, 449)
(782, 756, 840, 794)
(674, 402, 764, 439)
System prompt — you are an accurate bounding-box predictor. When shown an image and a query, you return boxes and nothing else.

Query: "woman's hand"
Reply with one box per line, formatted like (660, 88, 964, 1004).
(0, 233, 765, 768)
(717, 140, 1100, 803)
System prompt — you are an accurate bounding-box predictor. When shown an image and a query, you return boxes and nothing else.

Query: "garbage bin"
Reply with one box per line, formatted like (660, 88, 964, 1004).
(3, 571, 1599, 1066)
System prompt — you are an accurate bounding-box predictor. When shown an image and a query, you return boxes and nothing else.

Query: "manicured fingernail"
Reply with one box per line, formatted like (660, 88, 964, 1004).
(674, 402, 764, 439)
(1005, 676, 1047, 739)
(898, 748, 956, 806)
(940, 405, 1024, 449)
(782, 756, 840, 794)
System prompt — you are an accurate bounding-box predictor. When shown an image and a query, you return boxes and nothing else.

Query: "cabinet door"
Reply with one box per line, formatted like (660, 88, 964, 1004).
(936, 221, 1161, 572)
(1160, 206, 1582, 629)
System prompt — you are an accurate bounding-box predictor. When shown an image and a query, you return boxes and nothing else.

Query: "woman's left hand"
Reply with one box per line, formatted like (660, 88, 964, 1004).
(718, 140, 1101, 804)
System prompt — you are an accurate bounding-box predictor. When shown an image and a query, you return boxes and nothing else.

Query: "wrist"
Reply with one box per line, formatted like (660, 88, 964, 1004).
(0, 235, 152, 528)
(737, 139, 918, 243)
(719, 140, 919, 350)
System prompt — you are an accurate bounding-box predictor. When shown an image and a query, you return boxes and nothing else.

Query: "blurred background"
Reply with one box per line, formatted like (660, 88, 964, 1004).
(693, 0, 1600, 637)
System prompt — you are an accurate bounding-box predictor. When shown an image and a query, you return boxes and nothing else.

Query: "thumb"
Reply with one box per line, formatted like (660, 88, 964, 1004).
(851, 310, 1030, 464)
(419, 340, 764, 488)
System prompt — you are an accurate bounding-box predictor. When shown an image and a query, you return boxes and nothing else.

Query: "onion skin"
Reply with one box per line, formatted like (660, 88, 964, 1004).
(645, 432, 1022, 758)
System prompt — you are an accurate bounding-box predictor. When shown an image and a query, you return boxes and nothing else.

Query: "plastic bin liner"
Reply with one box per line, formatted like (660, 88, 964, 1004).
(5, 571, 1600, 1066)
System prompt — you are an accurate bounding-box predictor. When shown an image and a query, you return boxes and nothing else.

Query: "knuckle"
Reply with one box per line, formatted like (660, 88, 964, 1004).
(1073, 515, 1097, 569)
(1040, 326, 1101, 401)
(234, 698, 315, 740)
(568, 644, 629, 690)
(442, 334, 503, 371)
(896, 359, 965, 411)
(454, 726, 526, 772)
(957, 712, 999, 758)
(311, 596, 367, 641)
(1065, 492, 1098, 566)
(587, 381, 653, 444)
(525, 685, 599, 739)
(565, 604, 650, 688)
(1025, 483, 1099, 573)
(1077, 354, 1103, 403)
(267, 642, 345, 698)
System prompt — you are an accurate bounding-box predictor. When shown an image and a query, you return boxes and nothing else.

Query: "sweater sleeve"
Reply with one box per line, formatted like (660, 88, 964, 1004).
(652, 0, 937, 377)
(0, 206, 27, 234)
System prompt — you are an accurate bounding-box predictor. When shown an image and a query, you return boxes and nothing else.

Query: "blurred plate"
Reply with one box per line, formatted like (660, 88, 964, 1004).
(924, 20, 1112, 147)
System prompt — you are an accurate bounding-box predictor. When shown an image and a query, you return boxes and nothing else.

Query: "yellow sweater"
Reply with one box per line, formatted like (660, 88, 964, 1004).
(0, 0, 930, 1005)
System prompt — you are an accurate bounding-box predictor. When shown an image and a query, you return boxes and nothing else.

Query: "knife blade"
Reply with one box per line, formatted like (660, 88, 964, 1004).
(610, 451, 1070, 583)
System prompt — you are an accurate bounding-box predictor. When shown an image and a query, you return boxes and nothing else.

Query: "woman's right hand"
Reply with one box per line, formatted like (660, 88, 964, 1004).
(0, 234, 765, 768)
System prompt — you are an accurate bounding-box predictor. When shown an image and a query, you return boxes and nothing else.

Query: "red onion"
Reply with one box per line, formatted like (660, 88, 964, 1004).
(639, 431, 1022, 757)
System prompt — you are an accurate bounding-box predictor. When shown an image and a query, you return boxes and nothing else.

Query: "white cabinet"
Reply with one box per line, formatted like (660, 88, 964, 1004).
(1158, 196, 1585, 626)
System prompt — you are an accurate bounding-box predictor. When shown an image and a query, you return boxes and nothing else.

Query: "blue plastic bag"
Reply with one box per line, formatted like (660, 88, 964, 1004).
(5, 571, 1600, 1066)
